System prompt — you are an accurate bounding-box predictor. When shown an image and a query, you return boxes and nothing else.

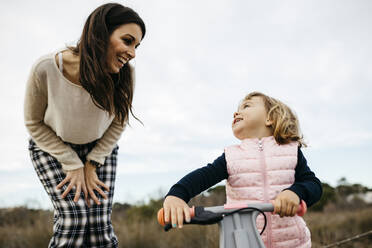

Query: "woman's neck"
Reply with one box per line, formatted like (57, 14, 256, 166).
(62, 50, 80, 85)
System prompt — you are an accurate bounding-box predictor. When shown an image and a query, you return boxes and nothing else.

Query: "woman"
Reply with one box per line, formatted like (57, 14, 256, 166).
(24, 3, 145, 247)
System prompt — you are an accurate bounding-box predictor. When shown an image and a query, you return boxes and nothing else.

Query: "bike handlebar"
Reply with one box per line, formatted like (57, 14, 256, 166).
(157, 200, 307, 230)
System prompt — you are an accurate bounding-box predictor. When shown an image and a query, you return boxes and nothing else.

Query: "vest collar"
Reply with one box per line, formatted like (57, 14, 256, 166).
(239, 136, 276, 150)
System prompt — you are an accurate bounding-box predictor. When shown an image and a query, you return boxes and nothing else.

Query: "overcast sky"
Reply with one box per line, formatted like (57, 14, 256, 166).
(1, 0, 371, 209)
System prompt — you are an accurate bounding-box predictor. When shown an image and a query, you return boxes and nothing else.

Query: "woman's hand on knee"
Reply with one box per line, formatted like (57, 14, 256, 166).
(56, 167, 88, 203)
(84, 161, 110, 207)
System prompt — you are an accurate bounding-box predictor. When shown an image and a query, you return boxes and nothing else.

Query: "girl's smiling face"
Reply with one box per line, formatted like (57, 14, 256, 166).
(232, 96, 273, 140)
(106, 23, 142, 73)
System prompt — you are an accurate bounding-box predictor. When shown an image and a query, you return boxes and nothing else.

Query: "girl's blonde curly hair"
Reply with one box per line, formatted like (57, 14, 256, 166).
(244, 92, 306, 147)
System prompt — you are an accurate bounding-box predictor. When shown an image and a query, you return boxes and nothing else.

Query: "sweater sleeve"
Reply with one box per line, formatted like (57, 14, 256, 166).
(166, 153, 228, 203)
(286, 148, 323, 207)
(24, 64, 84, 171)
(86, 116, 125, 165)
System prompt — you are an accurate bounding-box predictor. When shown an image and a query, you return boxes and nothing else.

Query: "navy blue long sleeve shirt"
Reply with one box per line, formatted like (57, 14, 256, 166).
(167, 148, 322, 207)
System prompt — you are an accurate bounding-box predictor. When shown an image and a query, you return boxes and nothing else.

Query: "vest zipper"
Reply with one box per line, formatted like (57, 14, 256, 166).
(258, 139, 272, 247)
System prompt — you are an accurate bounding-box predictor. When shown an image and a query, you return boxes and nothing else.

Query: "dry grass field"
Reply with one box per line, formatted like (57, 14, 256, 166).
(1, 184, 371, 248)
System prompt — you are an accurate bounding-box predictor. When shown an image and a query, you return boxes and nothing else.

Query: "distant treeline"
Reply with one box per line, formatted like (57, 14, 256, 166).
(111, 177, 372, 214)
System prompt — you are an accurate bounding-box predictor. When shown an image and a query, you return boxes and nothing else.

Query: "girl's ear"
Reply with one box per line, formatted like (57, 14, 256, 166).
(265, 117, 273, 127)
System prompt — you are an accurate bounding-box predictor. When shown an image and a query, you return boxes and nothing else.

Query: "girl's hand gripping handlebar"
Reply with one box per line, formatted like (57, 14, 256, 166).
(157, 200, 307, 231)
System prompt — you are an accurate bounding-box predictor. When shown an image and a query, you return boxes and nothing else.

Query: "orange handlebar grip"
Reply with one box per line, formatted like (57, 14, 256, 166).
(157, 208, 166, 226)
(297, 200, 307, 216)
(157, 206, 195, 226)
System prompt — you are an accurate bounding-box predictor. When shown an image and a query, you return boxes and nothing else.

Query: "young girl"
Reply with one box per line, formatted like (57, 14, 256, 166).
(163, 92, 322, 248)
(24, 3, 145, 247)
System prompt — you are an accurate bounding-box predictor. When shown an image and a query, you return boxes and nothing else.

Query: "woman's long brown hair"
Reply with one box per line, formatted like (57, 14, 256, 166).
(70, 3, 146, 126)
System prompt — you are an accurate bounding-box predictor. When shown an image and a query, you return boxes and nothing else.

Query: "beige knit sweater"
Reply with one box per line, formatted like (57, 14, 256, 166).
(24, 51, 126, 171)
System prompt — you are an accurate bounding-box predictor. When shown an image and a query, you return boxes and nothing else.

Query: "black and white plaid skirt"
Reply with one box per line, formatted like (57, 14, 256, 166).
(28, 139, 119, 248)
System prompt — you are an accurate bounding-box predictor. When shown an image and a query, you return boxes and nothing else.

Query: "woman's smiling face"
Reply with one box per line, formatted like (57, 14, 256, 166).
(106, 23, 142, 73)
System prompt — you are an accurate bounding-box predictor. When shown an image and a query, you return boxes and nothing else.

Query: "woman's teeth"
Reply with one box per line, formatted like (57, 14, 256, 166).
(118, 57, 126, 64)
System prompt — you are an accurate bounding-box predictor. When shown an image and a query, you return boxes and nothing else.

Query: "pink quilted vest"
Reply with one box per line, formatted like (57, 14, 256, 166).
(225, 136, 311, 248)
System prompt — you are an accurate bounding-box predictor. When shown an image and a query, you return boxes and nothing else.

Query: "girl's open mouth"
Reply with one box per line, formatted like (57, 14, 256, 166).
(233, 118, 243, 125)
